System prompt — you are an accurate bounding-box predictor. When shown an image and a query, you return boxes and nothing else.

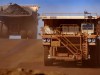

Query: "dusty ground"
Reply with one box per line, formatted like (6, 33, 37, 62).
(0, 39, 100, 75)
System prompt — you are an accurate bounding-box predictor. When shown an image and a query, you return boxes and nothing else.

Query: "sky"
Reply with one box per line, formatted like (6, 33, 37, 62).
(0, 0, 100, 14)
(0, 0, 100, 38)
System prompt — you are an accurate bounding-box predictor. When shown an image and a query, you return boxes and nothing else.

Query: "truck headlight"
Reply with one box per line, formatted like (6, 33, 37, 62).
(43, 38, 46, 42)
(43, 38, 51, 42)
(92, 38, 96, 43)
(88, 38, 92, 43)
(47, 38, 51, 42)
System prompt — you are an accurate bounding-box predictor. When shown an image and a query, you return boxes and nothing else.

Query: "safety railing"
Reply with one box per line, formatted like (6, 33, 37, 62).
(41, 26, 99, 35)
(42, 13, 98, 16)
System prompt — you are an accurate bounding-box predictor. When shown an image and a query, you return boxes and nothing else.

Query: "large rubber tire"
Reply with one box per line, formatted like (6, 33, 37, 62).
(44, 46, 53, 66)
(20, 30, 27, 39)
(27, 30, 34, 39)
(2, 24, 8, 38)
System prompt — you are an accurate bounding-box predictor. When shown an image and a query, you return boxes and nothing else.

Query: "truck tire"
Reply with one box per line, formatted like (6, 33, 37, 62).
(2, 24, 8, 38)
(20, 30, 27, 39)
(44, 46, 53, 66)
(27, 30, 34, 39)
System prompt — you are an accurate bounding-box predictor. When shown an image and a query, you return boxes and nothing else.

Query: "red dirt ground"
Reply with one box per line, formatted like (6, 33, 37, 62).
(0, 39, 100, 75)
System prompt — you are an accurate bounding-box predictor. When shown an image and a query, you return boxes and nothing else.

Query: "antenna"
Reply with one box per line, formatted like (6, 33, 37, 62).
(84, 11, 92, 23)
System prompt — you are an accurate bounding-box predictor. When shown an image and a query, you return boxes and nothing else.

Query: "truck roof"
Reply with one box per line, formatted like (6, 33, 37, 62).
(41, 16, 98, 19)
(41, 13, 98, 19)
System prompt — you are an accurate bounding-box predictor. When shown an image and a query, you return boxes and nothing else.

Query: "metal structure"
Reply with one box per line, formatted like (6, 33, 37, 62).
(40, 12, 100, 66)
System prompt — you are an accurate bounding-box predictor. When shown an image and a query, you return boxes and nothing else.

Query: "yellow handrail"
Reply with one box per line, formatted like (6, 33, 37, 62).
(63, 37, 79, 51)
(61, 37, 78, 53)
(56, 37, 75, 54)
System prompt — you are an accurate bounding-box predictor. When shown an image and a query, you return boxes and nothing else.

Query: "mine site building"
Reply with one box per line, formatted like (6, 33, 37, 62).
(0, 3, 39, 39)
(41, 12, 100, 66)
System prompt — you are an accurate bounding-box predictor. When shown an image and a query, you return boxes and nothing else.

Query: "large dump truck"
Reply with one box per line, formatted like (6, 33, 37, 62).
(0, 3, 39, 39)
(40, 12, 100, 66)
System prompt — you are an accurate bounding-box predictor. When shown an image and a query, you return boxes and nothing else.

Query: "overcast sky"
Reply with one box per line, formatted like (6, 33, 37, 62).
(0, 0, 100, 38)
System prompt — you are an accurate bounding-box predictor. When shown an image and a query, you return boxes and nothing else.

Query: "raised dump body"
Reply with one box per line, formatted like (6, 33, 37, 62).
(41, 13, 100, 66)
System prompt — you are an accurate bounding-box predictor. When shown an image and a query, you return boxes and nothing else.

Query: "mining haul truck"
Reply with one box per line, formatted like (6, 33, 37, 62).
(0, 3, 39, 39)
(41, 12, 100, 66)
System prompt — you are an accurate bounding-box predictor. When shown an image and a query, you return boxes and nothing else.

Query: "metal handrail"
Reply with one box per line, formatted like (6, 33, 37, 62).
(41, 25, 99, 35)
(62, 37, 79, 50)
(42, 13, 98, 16)
(56, 37, 75, 54)
(55, 28, 80, 53)
(61, 37, 78, 53)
